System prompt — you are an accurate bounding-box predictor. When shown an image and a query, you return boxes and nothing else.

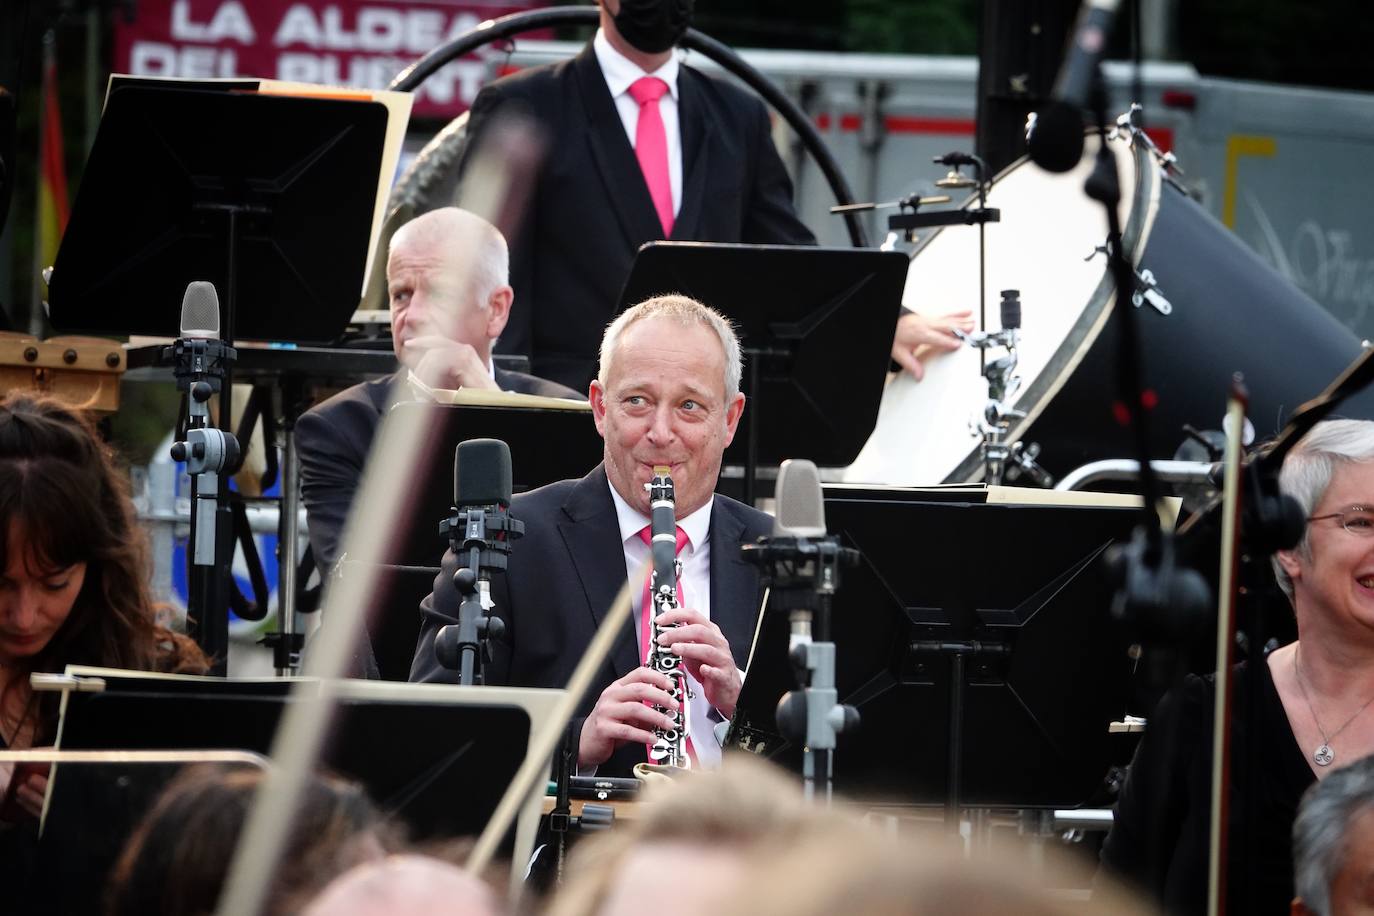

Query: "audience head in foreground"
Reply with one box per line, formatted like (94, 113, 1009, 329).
(547, 754, 1154, 916)
(1293, 752, 1374, 916)
(301, 853, 501, 916)
(107, 765, 393, 916)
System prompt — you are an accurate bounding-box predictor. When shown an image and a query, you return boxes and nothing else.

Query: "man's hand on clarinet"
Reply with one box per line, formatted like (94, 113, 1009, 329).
(579, 668, 680, 767)
(654, 606, 741, 718)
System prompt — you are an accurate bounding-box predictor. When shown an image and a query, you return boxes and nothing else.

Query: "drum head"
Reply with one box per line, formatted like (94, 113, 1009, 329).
(847, 133, 1149, 485)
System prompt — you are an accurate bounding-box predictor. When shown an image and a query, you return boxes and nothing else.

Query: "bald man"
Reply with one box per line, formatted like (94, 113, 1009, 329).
(296, 207, 581, 579)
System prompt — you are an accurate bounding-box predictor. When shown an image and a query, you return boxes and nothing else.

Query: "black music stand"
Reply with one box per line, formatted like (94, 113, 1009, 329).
(344, 400, 601, 681)
(47, 84, 387, 344)
(38, 670, 548, 912)
(727, 495, 1142, 813)
(46, 84, 389, 670)
(618, 243, 908, 504)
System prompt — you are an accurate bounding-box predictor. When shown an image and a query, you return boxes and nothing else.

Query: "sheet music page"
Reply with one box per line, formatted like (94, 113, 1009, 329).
(986, 485, 1182, 525)
(405, 373, 594, 412)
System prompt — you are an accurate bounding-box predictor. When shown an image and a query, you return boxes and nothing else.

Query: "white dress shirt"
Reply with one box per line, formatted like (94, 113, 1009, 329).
(607, 478, 726, 768)
(592, 27, 683, 222)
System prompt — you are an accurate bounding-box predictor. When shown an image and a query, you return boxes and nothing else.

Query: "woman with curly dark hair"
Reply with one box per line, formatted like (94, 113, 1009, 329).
(0, 392, 208, 826)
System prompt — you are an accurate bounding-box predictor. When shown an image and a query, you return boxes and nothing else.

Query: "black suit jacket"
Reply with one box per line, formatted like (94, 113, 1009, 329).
(296, 368, 582, 576)
(410, 465, 772, 776)
(462, 44, 817, 391)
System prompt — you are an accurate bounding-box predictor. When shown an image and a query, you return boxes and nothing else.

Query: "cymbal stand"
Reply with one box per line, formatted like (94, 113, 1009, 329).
(960, 290, 1052, 486)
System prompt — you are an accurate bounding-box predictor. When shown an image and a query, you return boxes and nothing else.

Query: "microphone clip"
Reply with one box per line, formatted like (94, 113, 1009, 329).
(741, 536, 858, 604)
(1106, 525, 1210, 646)
(434, 502, 524, 685)
(168, 336, 236, 396)
(438, 505, 526, 575)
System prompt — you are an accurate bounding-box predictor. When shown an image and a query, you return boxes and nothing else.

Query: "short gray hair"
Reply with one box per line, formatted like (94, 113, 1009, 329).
(1293, 753, 1374, 916)
(597, 294, 743, 400)
(389, 207, 509, 308)
(1272, 419, 1374, 601)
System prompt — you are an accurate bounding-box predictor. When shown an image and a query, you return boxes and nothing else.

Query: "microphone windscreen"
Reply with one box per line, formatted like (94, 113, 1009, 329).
(774, 459, 826, 538)
(179, 281, 221, 338)
(454, 438, 513, 508)
(1026, 102, 1086, 174)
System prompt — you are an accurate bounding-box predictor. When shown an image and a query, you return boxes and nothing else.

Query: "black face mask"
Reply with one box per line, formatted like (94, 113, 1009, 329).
(612, 0, 694, 55)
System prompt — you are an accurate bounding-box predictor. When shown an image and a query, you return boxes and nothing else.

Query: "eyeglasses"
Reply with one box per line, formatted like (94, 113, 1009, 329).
(1308, 507, 1374, 537)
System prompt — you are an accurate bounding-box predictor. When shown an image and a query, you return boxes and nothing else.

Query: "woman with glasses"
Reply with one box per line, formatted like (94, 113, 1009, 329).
(1100, 419, 1374, 915)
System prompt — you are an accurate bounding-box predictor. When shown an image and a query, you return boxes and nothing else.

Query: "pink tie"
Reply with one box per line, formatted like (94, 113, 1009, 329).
(637, 524, 696, 764)
(628, 76, 674, 237)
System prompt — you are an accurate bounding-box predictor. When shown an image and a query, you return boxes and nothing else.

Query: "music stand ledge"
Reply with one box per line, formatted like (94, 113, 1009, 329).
(41, 667, 561, 904)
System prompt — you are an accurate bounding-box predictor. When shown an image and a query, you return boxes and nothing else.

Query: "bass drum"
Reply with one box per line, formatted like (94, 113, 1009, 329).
(845, 131, 1374, 486)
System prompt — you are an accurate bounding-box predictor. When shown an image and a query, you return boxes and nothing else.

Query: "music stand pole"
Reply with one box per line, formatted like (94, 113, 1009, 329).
(276, 381, 306, 675)
(207, 204, 247, 673)
(186, 201, 261, 674)
(744, 352, 761, 505)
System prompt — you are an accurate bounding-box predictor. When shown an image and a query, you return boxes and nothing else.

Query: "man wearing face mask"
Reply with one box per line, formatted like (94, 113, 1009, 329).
(456, 0, 817, 393)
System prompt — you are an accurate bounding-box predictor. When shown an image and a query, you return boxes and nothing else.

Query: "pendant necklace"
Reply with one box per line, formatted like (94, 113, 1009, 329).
(1293, 648, 1374, 767)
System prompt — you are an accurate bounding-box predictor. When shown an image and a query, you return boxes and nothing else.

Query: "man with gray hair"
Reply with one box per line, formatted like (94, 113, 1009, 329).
(297, 207, 580, 578)
(1292, 752, 1374, 916)
(412, 294, 773, 776)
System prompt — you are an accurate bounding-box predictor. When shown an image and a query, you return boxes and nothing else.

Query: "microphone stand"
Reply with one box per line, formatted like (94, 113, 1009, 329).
(434, 504, 522, 685)
(169, 336, 240, 674)
(1071, 73, 1209, 651)
(743, 535, 859, 804)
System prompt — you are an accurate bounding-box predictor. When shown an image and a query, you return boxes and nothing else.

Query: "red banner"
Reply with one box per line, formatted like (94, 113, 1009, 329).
(113, 0, 549, 120)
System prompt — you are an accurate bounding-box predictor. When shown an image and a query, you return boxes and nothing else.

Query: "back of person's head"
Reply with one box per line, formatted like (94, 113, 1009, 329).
(545, 755, 846, 916)
(545, 755, 1156, 916)
(300, 853, 501, 916)
(1273, 418, 1374, 601)
(1293, 753, 1374, 916)
(0, 393, 205, 735)
(107, 764, 393, 916)
(725, 827, 1157, 916)
(390, 206, 510, 307)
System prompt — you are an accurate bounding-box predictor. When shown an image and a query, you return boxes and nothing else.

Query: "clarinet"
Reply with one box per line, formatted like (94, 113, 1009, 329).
(645, 466, 693, 768)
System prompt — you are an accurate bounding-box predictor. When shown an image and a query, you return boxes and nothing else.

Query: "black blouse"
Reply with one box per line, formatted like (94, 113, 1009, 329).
(1100, 656, 1316, 914)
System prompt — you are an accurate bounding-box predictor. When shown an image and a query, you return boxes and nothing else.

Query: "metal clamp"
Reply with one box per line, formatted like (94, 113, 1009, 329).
(1085, 244, 1172, 316)
(1131, 268, 1173, 315)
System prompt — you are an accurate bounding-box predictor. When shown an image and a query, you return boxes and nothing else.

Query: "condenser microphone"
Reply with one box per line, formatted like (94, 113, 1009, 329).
(1026, 0, 1121, 174)
(772, 459, 827, 651)
(179, 280, 221, 339)
(436, 438, 521, 684)
(169, 280, 233, 433)
(454, 438, 513, 510)
(774, 458, 826, 539)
